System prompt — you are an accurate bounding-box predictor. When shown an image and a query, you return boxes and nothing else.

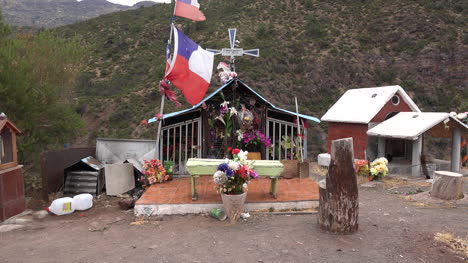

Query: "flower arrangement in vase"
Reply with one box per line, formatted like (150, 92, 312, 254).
(369, 157, 389, 180)
(138, 159, 168, 187)
(354, 157, 389, 181)
(213, 148, 258, 223)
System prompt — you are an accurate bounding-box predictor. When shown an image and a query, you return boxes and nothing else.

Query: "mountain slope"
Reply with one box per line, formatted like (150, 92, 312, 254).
(0, 0, 157, 28)
(55, 0, 467, 156)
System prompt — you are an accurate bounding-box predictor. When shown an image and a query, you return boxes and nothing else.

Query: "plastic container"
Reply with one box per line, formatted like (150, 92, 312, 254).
(46, 197, 75, 216)
(210, 208, 227, 221)
(73, 194, 93, 211)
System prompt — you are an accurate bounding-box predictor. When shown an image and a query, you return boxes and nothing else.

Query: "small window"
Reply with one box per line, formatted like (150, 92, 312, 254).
(385, 111, 399, 120)
(0, 128, 13, 164)
(391, 95, 400, 105)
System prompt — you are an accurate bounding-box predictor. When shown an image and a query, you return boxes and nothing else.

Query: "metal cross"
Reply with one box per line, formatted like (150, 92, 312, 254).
(206, 28, 259, 72)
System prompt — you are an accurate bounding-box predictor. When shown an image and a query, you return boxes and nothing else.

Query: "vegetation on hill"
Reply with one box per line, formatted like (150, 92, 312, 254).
(52, 0, 466, 157)
(0, 10, 87, 188)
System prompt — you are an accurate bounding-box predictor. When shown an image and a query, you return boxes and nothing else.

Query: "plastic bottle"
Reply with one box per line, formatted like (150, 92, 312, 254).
(46, 197, 75, 216)
(73, 194, 93, 211)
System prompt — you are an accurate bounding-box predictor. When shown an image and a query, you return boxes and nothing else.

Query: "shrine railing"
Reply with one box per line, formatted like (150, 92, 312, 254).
(266, 117, 307, 160)
(158, 118, 202, 176)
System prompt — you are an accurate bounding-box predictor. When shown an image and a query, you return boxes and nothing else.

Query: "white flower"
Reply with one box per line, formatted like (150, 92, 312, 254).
(213, 171, 227, 185)
(220, 101, 230, 108)
(229, 107, 238, 117)
(224, 158, 230, 163)
(242, 183, 248, 189)
(236, 130, 244, 141)
(238, 150, 248, 160)
(449, 112, 457, 117)
(228, 161, 240, 171)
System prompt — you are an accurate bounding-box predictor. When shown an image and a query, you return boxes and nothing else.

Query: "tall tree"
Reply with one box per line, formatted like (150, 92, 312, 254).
(0, 10, 87, 168)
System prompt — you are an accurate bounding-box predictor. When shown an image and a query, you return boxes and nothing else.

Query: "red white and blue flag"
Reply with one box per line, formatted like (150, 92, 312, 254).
(165, 26, 214, 105)
(175, 0, 206, 21)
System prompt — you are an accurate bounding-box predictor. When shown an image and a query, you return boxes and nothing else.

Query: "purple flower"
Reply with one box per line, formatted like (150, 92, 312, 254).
(226, 169, 234, 178)
(217, 163, 229, 172)
(250, 171, 259, 179)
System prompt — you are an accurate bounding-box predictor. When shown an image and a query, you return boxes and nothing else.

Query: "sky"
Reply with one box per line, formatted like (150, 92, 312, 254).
(77, 0, 170, 6)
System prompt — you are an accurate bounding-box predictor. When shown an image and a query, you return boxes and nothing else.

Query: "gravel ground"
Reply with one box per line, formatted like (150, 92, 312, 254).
(0, 177, 467, 263)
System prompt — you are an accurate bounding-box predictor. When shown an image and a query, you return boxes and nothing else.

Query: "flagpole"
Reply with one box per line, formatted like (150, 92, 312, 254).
(295, 97, 304, 163)
(155, 1, 177, 160)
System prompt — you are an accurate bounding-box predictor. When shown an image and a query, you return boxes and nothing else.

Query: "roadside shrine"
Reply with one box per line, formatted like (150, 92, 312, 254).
(146, 78, 321, 177)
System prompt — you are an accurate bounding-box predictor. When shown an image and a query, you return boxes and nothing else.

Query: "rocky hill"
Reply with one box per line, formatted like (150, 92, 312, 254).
(0, 0, 158, 28)
(53, 0, 467, 157)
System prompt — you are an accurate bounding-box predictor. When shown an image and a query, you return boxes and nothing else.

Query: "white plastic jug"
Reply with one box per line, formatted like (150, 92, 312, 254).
(47, 197, 75, 216)
(73, 194, 93, 211)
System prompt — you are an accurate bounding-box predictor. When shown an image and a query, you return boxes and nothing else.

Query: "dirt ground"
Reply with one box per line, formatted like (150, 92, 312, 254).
(1, 176, 467, 263)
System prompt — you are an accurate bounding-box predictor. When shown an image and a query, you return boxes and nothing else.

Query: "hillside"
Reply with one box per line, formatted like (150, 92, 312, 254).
(54, 0, 467, 157)
(0, 0, 158, 28)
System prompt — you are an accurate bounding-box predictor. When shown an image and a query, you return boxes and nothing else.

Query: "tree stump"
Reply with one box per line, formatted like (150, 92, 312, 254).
(318, 138, 358, 233)
(430, 171, 464, 200)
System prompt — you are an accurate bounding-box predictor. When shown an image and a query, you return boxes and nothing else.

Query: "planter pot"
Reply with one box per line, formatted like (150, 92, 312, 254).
(248, 152, 262, 160)
(221, 192, 247, 224)
(280, 160, 299, 178)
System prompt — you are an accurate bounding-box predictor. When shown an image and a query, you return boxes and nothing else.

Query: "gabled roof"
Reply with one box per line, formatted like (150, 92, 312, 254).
(367, 112, 451, 140)
(148, 78, 320, 124)
(321, 85, 420, 124)
(0, 119, 22, 134)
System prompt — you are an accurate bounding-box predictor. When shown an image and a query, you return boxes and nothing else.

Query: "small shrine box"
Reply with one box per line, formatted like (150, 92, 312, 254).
(0, 113, 26, 221)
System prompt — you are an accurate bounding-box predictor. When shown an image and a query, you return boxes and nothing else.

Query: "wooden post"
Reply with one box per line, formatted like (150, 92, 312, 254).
(318, 138, 358, 233)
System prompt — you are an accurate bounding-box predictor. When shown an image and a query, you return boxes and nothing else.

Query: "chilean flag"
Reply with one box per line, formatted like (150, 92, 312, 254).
(165, 26, 214, 105)
(175, 0, 206, 21)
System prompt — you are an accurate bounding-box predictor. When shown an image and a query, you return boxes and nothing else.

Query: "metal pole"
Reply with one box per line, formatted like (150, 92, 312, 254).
(155, 95, 165, 159)
(155, 1, 177, 160)
(295, 97, 303, 162)
(451, 127, 461, 172)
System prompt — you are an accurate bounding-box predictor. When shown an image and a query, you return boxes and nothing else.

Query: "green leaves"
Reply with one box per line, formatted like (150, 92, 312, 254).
(0, 28, 87, 165)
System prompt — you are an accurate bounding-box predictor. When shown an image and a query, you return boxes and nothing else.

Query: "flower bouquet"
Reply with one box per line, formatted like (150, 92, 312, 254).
(213, 148, 259, 194)
(239, 130, 272, 152)
(354, 159, 369, 177)
(213, 148, 259, 223)
(139, 159, 168, 187)
(369, 157, 389, 180)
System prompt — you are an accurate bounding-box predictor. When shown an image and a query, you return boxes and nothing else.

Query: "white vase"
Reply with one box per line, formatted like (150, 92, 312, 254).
(221, 192, 247, 224)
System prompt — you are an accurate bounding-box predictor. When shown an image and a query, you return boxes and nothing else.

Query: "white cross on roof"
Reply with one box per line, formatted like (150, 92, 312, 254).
(206, 28, 259, 72)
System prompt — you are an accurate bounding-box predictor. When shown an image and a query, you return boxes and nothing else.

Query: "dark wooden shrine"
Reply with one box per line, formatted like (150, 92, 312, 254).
(0, 113, 26, 221)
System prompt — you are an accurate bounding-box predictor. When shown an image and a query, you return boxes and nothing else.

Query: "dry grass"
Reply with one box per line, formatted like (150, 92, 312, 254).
(382, 176, 431, 189)
(434, 232, 468, 257)
(309, 162, 328, 177)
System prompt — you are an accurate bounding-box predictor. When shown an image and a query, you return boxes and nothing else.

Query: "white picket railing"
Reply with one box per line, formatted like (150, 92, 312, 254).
(158, 118, 202, 176)
(266, 117, 307, 160)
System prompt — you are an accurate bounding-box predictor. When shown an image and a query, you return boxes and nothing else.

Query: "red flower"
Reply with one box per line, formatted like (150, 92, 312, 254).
(140, 119, 148, 126)
(227, 147, 233, 152)
(232, 148, 240, 155)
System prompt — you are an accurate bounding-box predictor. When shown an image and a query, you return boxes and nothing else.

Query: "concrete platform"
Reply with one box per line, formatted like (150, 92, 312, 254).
(135, 177, 319, 216)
